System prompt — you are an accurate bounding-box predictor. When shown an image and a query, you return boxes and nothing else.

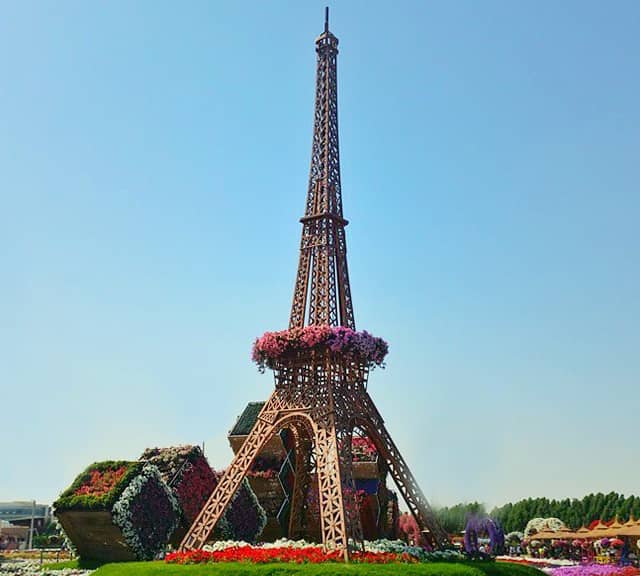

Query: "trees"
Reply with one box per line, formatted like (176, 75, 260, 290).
(489, 492, 639, 532)
(434, 493, 640, 535)
(435, 502, 487, 534)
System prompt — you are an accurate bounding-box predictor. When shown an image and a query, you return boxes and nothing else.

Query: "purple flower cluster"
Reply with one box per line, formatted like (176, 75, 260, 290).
(550, 565, 639, 576)
(252, 325, 389, 372)
(464, 515, 505, 556)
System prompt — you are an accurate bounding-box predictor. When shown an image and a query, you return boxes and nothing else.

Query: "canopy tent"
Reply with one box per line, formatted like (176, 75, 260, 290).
(526, 519, 640, 542)
(601, 519, 625, 537)
(619, 522, 640, 537)
(529, 531, 557, 540)
(528, 529, 576, 540)
(553, 530, 579, 539)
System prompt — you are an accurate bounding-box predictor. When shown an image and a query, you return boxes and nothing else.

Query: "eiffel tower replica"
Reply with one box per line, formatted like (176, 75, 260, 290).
(181, 9, 449, 557)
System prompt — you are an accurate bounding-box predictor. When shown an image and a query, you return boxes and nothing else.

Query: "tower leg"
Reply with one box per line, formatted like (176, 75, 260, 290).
(360, 393, 448, 548)
(335, 424, 364, 549)
(314, 412, 350, 558)
(288, 425, 314, 540)
(179, 410, 275, 551)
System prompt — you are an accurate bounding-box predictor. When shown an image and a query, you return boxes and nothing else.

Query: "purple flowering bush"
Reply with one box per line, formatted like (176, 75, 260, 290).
(252, 325, 388, 372)
(464, 515, 505, 557)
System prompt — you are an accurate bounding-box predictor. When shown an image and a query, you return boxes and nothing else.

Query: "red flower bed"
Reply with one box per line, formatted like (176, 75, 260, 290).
(73, 466, 128, 497)
(165, 547, 409, 564)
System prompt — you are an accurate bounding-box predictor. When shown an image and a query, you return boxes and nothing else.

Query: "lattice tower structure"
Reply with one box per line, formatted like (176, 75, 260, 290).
(180, 9, 449, 558)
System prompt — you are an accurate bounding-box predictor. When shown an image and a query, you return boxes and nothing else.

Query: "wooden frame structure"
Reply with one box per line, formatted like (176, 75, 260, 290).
(181, 9, 449, 558)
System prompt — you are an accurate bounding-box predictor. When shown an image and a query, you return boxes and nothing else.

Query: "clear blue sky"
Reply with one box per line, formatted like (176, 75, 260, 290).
(2, 0, 639, 510)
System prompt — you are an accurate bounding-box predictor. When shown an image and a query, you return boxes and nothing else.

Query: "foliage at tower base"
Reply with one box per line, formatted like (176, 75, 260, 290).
(54, 461, 180, 561)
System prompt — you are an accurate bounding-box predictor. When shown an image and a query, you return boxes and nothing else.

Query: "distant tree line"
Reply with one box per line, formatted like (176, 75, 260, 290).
(435, 493, 640, 534)
(435, 502, 487, 534)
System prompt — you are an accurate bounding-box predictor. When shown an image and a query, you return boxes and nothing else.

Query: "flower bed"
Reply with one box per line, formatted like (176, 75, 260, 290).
(252, 326, 388, 372)
(166, 547, 402, 564)
(546, 566, 640, 576)
(54, 461, 142, 512)
(165, 539, 466, 565)
(54, 462, 179, 561)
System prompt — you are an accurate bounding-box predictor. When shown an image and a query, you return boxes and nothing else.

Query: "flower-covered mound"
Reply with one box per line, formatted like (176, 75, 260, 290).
(54, 461, 180, 561)
(252, 325, 388, 372)
(141, 446, 217, 525)
(140, 446, 267, 543)
(111, 464, 181, 560)
(165, 539, 466, 565)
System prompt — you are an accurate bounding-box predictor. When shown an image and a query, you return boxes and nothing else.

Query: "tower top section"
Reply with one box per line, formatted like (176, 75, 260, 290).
(316, 7, 339, 53)
(289, 8, 354, 329)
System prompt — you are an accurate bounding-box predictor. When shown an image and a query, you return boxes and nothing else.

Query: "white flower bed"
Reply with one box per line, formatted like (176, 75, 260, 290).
(0, 560, 93, 576)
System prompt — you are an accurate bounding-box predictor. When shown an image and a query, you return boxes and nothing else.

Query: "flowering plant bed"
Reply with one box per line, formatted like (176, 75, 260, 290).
(252, 326, 388, 372)
(54, 461, 142, 512)
(546, 566, 640, 576)
(166, 547, 403, 564)
(164, 539, 467, 565)
(54, 462, 180, 561)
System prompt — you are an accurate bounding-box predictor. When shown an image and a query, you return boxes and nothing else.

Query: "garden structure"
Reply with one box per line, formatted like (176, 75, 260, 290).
(54, 461, 180, 561)
(180, 10, 448, 559)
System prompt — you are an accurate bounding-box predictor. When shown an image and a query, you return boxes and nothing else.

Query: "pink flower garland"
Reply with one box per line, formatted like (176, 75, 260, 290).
(251, 325, 388, 372)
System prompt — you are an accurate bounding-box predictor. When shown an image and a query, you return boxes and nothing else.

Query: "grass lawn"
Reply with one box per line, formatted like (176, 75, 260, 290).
(43, 559, 106, 570)
(44, 560, 545, 576)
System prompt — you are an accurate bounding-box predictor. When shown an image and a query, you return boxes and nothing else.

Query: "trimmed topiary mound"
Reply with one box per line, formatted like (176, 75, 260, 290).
(54, 461, 180, 561)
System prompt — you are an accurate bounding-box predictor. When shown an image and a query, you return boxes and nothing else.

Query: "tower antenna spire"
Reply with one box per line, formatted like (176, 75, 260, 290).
(325, 6, 329, 32)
